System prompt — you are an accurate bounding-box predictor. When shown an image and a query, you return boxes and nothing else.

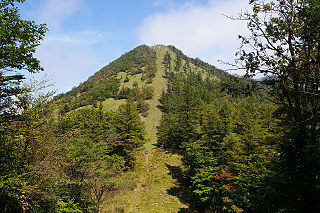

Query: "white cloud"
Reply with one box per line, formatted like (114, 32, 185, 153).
(138, 0, 250, 71)
(43, 31, 108, 46)
(153, 0, 177, 8)
(39, 0, 83, 30)
(34, 30, 113, 93)
(29, 0, 109, 93)
(35, 41, 104, 93)
(22, 0, 132, 94)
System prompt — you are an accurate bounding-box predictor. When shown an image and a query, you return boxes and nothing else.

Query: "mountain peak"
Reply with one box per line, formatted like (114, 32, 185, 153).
(56, 44, 227, 113)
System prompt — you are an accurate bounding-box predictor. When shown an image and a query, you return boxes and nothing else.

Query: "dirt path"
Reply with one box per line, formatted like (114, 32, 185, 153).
(101, 45, 189, 213)
(129, 148, 154, 213)
(141, 46, 168, 148)
(129, 182, 142, 213)
(127, 46, 189, 213)
(145, 149, 153, 195)
(130, 149, 189, 213)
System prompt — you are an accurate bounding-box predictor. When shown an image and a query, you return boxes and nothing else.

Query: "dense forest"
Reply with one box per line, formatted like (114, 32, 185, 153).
(158, 58, 280, 212)
(1, 0, 320, 212)
(55, 45, 157, 113)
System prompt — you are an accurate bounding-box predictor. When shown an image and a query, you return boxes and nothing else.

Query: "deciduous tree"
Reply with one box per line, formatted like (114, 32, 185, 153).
(0, 0, 47, 122)
(236, 0, 320, 211)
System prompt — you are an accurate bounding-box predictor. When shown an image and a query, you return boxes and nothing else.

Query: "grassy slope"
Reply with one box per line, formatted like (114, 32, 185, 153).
(129, 46, 188, 213)
(141, 45, 168, 147)
(101, 45, 189, 213)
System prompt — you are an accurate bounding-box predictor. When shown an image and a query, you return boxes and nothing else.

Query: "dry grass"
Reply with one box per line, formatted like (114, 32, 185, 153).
(118, 72, 146, 88)
(101, 149, 147, 213)
(130, 148, 189, 213)
(100, 45, 190, 213)
(101, 98, 126, 111)
(142, 46, 168, 148)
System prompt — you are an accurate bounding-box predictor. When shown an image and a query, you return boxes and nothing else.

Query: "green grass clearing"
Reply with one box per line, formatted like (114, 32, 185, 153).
(101, 98, 127, 111)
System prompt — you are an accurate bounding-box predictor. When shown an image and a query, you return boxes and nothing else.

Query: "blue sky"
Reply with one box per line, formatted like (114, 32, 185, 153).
(19, 0, 250, 93)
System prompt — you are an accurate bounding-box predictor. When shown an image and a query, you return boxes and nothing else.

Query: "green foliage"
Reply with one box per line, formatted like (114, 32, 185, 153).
(0, 81, 58, 212)
(157, 67, 280, 211)
(56, 45, 158, 114)
(220, 75, 260, 97)
(114, 100, 146, 168)
(145, 77, 153, 84)
(51, 103, 145, 211)
(136, 98, 149, 116)
(99, 45, 156, 76)
(237, 0, 320, 211)
(118, 85, 154, 101)
(189, 98, 279, 211)
(167, 45, 226, 78)
(124, 75, 129, 83)
(56, 195, 82, 213)
(57, 45, 157, 107)
(132, 81, 138, 87)
(1, 81, 146, 212)
(174, 56, 182, 72)
(0, 1, 50, 211)
(162, 51, 171, 71)
(0, 0, 47, 122)
(61, 77, 120, 112)
(117, 85, 153, 116)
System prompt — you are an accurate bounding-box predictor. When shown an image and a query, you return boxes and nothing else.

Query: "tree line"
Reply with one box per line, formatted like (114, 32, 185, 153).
(158, 64, 279, 212)
(158, 0, 320, 212)
(1, 0, 320, 212)
(0, 1, 146, 212)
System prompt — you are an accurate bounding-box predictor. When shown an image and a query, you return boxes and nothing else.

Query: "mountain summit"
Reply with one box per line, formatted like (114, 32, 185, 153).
(56, 45, 227, 116)
(51, 45, 233, 211)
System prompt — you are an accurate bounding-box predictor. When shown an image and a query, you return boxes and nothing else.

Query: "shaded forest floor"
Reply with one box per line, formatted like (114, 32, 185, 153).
(101, 46, 194, 213)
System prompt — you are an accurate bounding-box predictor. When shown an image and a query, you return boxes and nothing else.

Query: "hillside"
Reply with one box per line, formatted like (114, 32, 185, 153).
(55, 45, 227, 116)
(3, 1, 319, 212)
(50, 44, 269, 213)
(2, 42, 278, 213)
(53, 44, 231, 212)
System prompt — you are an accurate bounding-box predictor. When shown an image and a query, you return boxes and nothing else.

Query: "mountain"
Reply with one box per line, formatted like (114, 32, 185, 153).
(68, 46, 242, 143)
(50, 45, 233, 211)
(2, 43, 270, 213)
(55, 44, 228, 115)
(50, 44, 268, 212)
(54, 45, 229, 141)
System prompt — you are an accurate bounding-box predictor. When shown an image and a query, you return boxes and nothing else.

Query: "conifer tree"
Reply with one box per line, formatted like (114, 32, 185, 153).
(236, 0, 320, 210)
(115, 100, 146, 168)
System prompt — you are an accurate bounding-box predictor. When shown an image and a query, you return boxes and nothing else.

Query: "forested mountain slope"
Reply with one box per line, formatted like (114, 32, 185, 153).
(3, 0, 320, 212)
(52, 44, 268, 213)
(2, 43, 276, 213)
(52, 44, 246, 212)
(54, 44, 230, 116)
